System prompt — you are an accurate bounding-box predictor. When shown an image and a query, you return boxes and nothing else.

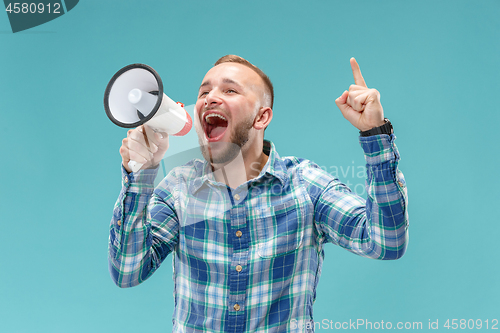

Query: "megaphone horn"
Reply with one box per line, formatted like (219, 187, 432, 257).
(104, 63, 192, 172)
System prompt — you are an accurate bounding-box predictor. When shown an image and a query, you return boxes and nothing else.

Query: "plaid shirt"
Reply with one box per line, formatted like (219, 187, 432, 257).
(109, 135, 409, 333)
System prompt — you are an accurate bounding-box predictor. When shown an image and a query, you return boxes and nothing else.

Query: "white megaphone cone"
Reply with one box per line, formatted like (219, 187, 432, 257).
(104, 64, 192, 172)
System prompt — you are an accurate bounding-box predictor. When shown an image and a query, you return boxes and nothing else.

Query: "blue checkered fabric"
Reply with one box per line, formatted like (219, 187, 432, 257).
(109, 135, 409, 333)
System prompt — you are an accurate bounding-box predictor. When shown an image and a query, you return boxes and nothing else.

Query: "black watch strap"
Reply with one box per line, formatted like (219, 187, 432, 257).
(359, 118, 393, 137)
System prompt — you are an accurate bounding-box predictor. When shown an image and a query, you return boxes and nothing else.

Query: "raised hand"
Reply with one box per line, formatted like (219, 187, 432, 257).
(119, 125, 169, 173)
(335, 58, 385, 132)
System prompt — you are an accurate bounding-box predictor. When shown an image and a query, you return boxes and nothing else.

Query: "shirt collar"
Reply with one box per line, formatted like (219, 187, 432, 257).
(261, 140, 288, 185)
(189, 140, 287, 195)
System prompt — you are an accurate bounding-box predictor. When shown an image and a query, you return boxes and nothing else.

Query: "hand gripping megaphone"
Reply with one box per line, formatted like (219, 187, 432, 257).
(104, 64, 192, 172)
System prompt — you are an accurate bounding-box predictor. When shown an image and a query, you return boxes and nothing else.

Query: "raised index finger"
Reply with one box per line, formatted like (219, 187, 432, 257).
(350, 57, 367, 87)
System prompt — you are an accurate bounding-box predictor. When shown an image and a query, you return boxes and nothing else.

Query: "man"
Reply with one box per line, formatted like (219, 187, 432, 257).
(109, 55, 409, 333)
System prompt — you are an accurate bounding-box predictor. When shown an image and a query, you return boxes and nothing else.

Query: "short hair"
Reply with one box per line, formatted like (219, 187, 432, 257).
(214, 55, 274, 109)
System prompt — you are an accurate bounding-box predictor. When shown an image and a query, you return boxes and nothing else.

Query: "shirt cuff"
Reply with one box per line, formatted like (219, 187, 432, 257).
(121, 164, 160, 193)
(359, 134, 400, 165)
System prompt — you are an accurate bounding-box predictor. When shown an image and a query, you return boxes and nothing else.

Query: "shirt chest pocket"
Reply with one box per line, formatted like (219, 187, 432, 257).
(255, 199, 304, 258)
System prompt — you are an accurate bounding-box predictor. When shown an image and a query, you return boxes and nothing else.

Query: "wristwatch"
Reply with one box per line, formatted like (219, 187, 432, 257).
(359, 118, 393, 137)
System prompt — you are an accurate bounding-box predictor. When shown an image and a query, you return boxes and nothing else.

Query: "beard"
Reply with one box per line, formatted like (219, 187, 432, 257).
(198, 113, 255, 165)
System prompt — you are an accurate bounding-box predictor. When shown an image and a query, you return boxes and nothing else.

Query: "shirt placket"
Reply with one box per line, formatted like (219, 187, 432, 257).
(226, 202, 249, 333)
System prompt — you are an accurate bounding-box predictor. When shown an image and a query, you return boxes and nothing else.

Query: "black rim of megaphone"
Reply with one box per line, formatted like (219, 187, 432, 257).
(104, 63, 164, 128)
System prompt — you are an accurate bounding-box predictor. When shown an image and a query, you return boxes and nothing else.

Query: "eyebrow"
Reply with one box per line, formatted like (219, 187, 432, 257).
(199, 78, 244, 91)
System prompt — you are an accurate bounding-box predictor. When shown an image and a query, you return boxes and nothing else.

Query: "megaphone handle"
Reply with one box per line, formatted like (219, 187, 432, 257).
(128, 160, 144, 173)
(127, 125, 151, 173)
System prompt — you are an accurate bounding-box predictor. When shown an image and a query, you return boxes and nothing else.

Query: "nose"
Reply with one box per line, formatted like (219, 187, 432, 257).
(205, 88, 223, 107)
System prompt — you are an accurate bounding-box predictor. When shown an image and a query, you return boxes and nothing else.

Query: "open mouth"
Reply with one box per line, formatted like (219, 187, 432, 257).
(204, 112, 228, 141)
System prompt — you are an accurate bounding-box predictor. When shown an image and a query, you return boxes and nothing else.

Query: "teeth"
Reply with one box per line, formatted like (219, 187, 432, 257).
(205, 113, 227, 123)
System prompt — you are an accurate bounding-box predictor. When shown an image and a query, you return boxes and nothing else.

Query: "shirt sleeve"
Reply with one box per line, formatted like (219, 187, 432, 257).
(108, 165, 179, 288)
(302, 134, 409, 260)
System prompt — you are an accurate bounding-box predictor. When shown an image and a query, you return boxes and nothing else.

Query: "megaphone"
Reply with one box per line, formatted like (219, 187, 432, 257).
(104, 63, 192, 172)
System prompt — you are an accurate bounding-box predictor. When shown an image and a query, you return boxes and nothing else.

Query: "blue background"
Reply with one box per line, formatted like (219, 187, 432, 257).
(1, 0, 499, 332)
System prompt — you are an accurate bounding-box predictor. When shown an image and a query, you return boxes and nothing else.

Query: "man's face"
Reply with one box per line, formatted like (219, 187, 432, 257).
(194, 63, 264, 164)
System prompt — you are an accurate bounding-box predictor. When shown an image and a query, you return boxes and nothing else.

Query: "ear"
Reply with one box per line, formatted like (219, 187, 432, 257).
(253, 107, 273, 130)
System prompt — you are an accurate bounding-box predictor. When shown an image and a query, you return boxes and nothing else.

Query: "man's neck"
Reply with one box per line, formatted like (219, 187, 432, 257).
(212, 142, 269, 189)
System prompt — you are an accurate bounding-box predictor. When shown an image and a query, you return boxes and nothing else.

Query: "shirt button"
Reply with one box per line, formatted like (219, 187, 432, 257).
(235, 265, 242, 272)
(235, 230, 242, 238)
(234, 304, 240, 311)
(124, 177, 128, 183)
(398, 181, 404, 187)
(234, 194, 240, 201)
(117, 220, 122, 226)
